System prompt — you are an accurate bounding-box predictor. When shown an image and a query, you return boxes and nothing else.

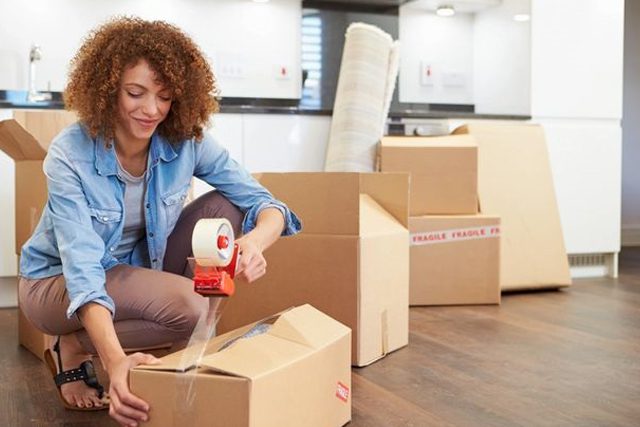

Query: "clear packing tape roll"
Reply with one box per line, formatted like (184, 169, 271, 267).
(191, 218, 235, 267)
(174, 218, 236, 420)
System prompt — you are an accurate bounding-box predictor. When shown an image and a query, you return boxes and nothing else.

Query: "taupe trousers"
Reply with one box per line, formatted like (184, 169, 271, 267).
(18, 191, 243, 354)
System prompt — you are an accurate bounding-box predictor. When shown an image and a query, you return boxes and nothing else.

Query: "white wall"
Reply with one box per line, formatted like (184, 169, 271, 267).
(622, 0, 640, 246)
(0, 0, 301, 99)
(473, 0, 531, 115)
(399, 6, 474, 105)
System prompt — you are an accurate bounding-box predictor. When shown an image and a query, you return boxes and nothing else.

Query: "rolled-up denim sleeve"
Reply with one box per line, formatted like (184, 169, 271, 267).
(193, 134, 302, 236)
(44, 143, 115, 319)
(242, 201, 302, 236)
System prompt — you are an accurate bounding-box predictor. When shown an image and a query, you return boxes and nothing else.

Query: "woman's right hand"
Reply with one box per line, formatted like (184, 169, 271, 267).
(108, 352, 161, 427)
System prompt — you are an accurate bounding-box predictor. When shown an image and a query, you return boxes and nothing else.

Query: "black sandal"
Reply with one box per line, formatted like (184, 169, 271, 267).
(43, 336, 109, 411)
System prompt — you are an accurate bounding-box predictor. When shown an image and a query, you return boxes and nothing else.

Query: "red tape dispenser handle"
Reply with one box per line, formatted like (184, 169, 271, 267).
(189, 219, 240, 297)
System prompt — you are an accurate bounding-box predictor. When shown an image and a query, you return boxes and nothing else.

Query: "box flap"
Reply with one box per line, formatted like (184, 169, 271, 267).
(360, 172, 409, 228)
(135, 305, 350, 380)
(12, 110, 77, 150)
(135, 320, 266, 373)
(198, 304, 349, 379)
(255, 172, 361, 235)
(255, 172, 409, 235)
(0, 119, 47, 160)
(198, 333, 312, 379)
(359, 194, 407, 236)
(266, 303, 351, 349)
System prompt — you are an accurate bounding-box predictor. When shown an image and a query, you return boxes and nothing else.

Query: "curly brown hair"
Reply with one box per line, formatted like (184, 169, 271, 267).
(64, 16, 219, 143)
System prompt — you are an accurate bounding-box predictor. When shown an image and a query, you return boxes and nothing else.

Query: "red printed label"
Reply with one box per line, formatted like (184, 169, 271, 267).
(410, 225, 500, 246)
(336, 381, 350, 402)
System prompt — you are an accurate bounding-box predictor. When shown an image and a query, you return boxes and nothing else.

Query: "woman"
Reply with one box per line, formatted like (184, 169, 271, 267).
(18, 17, 300, 427)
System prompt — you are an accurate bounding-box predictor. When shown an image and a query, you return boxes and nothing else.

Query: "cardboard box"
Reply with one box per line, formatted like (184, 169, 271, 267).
(131, 304, 352, 427)
(452, 124, 571, 290)
(217, 172, 410, 367)
(0, 110, 77, 360)
(409, 215, 501, 306)
(379, 134, 478, 215)
(0, 110, 77, 254)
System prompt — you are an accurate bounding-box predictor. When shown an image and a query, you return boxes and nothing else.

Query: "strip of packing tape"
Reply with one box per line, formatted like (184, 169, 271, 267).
(410, 225, 501, 246)
(174, 218, 236, 421)
(174, 297, 226, 424)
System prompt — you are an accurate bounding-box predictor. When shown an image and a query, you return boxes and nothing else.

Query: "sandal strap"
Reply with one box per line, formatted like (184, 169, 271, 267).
(53, 360, 105, 398)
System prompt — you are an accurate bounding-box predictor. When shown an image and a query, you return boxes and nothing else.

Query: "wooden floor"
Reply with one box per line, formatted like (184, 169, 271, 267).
(2, 249, 640, 426)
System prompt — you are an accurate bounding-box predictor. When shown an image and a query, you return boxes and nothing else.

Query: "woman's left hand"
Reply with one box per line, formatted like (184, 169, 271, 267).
(234, 235, 267, 283)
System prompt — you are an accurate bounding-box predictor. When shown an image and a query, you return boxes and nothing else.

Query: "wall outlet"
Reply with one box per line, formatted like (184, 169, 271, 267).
(276, 65, 291, 80)
(420, 61, 434, 86)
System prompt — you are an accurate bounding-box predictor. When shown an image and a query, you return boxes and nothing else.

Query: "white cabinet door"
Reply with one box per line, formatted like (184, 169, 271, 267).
(242, 114, 331, 173)
(531, 0, 624, 120)
(539, 119, 621, 254)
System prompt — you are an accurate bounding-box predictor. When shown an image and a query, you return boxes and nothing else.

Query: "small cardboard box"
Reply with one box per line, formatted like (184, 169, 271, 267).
(452, 124, 571, 290)
(217, 172, 410, 367)
(409, 215, 501, 306)
(130, 304, 352, 427)
(379, 134, 478, 215)
(0, 110, 76, 360)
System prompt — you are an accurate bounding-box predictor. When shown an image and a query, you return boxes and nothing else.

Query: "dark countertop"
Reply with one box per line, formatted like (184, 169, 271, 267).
(0, 90, 530, 121)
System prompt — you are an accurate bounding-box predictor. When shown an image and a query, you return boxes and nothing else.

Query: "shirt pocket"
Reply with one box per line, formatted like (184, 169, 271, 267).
(89, 206, 123, 242)
(161, 184, 190, 232)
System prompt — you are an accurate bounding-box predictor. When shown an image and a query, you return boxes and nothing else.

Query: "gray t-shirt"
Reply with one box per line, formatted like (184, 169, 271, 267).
(113, 158, 147, 260)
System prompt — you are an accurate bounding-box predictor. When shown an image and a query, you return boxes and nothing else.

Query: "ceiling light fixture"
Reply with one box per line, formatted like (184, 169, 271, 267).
(513, 14, 530, 22)
(436, 5, 456, 17)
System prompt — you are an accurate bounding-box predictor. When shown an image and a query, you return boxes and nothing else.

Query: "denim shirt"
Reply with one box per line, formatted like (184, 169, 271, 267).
(19, 122, 301, 319)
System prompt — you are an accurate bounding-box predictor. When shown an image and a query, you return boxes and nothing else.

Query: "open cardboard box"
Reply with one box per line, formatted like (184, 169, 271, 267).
(0, 110, 77, 359)
(409, 214, 501, 306)
(379, 134, 478, 215)
(130, 304, 352, 427)
(217, 172, 410, 367)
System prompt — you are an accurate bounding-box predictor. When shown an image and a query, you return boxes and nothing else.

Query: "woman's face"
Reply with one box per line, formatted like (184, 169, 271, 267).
(115, 59, 172, 145)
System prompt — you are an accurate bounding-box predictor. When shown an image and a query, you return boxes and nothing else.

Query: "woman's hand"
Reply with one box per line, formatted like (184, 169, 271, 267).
(108, 352, 161, 427)
(235, 235, 267, 283)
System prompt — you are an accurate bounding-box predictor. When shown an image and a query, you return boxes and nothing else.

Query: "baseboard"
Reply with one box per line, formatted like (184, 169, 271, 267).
(622, 226, 640, 247)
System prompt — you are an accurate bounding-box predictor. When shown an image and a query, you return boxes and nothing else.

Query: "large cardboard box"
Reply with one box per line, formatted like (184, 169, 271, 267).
(379, 134, 478, 215)
(0, 110, 77, 360)
(409, 215, 501, 306)
(452, 124, 571, 290)
(131, 304, 352, 427)
(217, 172, 410, 367)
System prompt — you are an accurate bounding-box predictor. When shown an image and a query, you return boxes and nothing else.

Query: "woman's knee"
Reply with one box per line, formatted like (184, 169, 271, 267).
(158, 288, 208, 336)
(182, 190, 243, 236)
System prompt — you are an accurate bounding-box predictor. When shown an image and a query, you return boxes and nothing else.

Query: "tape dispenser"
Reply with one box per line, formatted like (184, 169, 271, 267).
(188, 218, 240, 297)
